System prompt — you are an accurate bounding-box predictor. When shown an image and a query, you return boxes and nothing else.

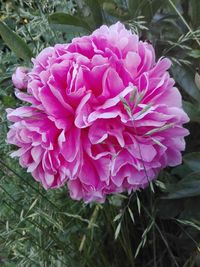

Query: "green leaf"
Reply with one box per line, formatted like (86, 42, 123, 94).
(189, 49, 200, 58)
(144, 123, 174, 136)
(134, 240, 143, 258)
(129, 87, 137, 102)
(135, 104, 152, 119)
(114, 222, 121, 240)
(176, 219, 200, 231)
(113, 213, 122, 222)
(0, 21, 32, 61)
(150, 137, 166, 148)
(183, 101, 200, 123)
(136, 195, 141, 215)
(48, 12, 90, 33)
(195, 71, 200, 90)
(171, 65, 200, 103)
(128, 207, 135, 223)
(109, 194, 127, 206)
(190, 0, 200, 29)
(120, 97, 132, 117)
(171, 164, 192, 177)
(165, 172, 200, 199)
(184, 152, 200, 172)
(85, 0, 102, 27)
(28, 198, 38, 212)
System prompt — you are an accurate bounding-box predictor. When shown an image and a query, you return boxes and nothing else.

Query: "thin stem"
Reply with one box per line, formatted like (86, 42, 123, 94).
(168, 0, 200, 47)
(142, 204, 179, 267)
(0, 159, 59, 210)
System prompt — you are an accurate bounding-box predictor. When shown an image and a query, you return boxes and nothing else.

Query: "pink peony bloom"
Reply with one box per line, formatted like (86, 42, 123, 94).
(12, 67, 29, 90)
(7, 22, 189, 202)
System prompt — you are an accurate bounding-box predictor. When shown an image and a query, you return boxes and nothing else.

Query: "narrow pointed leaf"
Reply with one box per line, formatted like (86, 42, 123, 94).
(136, 195, 141, 215)
(113, 213, 122, 222)
(0, 21, 33, 61)
(128, 207, 135, 223)
(114, 222, 121, 240)
(48, 12, 90, 33)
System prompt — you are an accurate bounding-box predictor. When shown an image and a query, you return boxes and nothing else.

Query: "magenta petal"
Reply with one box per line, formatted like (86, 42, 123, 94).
(75, 92, 92, 128)
(7, 22, 189, 203)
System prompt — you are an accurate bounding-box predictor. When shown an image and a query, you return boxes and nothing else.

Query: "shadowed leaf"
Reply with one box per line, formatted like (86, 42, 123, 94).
(0, 21, 32, 61)
(183, 101, 200, 123)
(85, 0, 103, 27)
(48, 12, 90, 33)
(165, 172, 200, 199)
(171, 65, 200, 103)
(184, 152, 200, 172)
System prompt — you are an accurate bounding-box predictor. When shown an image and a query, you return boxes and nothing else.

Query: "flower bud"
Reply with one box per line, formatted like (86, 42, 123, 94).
(12, 67, 29, 90)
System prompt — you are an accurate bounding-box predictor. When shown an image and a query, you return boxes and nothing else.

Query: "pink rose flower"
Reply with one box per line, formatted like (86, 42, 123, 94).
(7, 22, 189, 202)
(12, 66, 29, 90)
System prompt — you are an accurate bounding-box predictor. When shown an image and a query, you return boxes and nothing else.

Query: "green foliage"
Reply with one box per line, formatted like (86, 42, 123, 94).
(48, 12, 91, 33)
(0, 21, 33, 61)
(0, 0, 200, 266)
(171, 65, 200, 103)
(84, 0, 103, 28)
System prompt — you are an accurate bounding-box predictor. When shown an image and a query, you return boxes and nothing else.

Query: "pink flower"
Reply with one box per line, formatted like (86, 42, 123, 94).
(7, 22, 189, 202)
(12, 67, 29, 90)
